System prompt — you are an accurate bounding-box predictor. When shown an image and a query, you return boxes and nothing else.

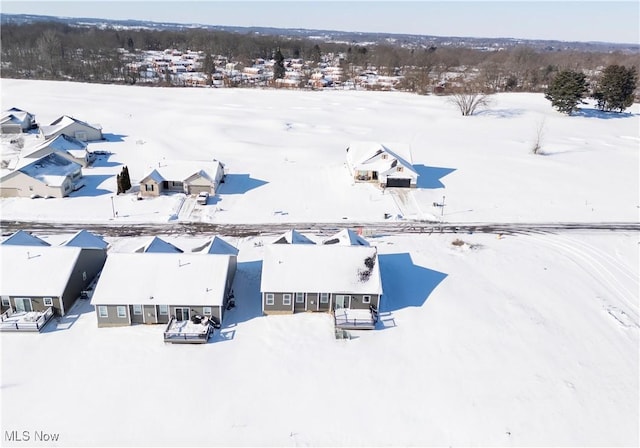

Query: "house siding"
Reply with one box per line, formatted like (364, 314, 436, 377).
(306, 292, 319, 311)
(56, 123, 102, 142)
(60, 248, 107, 316)
(1, 296, 62, 315)
(169, 305, 222, 325)
(96, 305, 130, 327)
(294, 293, 306, 312)
(130, 305, 145, 324)
(143, 305, 157, 324)
(140, 179, 162, 197)
(346, 293, 380, 310)
(0, 171, 66, 198)
(263, 292, 294, 315)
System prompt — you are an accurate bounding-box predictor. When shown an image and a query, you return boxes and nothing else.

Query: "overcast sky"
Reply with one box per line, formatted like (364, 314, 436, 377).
(2, 1, 639, 44)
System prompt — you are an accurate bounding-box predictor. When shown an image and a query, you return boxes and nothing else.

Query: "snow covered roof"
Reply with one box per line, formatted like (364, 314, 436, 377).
(199, 236, 238, 255)
(1, 230, 50, 246)
(272, 229, 316, 245)
(260, 245, 382, 295)
(15, 152, 81, 185)
(346, 141, 417, 177)
(141, 160, 223, 184)
(91, 253, 233, 306)
(61, 230, 108, 250)
(136, 237, 183, 253)
(25, 134, 87, 157)
(323, 229, 370, 246)
(0, 245, 82, 297)
(39, 115, 101, 139)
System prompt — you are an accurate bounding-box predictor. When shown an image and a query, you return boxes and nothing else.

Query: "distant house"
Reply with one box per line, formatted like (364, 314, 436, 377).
(135, 236, 183, 254)
(0, 233, 107, 319)
(39, 115, 103, 142)
(139, 160, 225, 198)
(346, 141, 418, 188)
(91, 250, 237, 339)
(0, 230, 50, 247)
(1, 108, 36, 133)
(194, 236, 239, 255)
(0, 152, 83, 198)
(22, 134, 95, 167)
(260, 235, 382, 328)
(323, 228, 370, 246)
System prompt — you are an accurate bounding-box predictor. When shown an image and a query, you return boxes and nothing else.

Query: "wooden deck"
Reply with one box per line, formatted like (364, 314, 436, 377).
(163, 317, 213, 344)
(334, 307, 378, 330)
(0, 307, 54, 332)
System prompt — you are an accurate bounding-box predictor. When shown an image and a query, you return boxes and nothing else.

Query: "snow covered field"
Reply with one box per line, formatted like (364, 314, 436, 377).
(1, 79, 639, 447)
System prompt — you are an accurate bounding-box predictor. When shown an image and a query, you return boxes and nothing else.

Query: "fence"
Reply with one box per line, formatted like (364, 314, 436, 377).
(0, 307, 54, 332)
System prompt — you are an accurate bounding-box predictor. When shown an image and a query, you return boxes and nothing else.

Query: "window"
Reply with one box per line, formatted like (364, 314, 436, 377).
(295, 293, 304, 304)
(397, 166, 404, 172)
(82, 271, 87, 281)
(283, 294, 292, 306)
(159, 305, 169, 315)
(43, 297, 53, 306)
(363, 295, 371, 304)
(1, 296, 10, 307)
(320, 293, 329, 304)
(145, 184, 154, 192)
(203, 307, 212, 316)
(133, 304, 143, 315)
(98, 306, 108, 318)
(266, 293, 274, 305)
(381, 154, 388, 159)
(117, 306, 126, 318)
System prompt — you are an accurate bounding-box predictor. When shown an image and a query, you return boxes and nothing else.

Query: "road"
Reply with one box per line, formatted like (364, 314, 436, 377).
(1, 220, 639, 238)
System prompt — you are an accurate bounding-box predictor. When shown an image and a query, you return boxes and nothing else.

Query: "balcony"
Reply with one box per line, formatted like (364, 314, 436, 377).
(163, 315, 213, 344)
(0, 307, 54, 332)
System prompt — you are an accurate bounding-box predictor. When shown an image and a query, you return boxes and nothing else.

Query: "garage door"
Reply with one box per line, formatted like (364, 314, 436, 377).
(188, 185, 211, 195)
(386, 178, 411, 188)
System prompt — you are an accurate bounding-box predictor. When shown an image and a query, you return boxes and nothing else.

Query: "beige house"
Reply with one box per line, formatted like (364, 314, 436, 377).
(346, 141, 418, 188)
(22, 134, 94, 167)
(39, 115, 103, 141)
(139, 160, 225, 197)
(0, 152, 83, 198)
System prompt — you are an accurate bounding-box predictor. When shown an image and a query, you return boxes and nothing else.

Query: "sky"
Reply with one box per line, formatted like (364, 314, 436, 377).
(1, 1, 639, 44)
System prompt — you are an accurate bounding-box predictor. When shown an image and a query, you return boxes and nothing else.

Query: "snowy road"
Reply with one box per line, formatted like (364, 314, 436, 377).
(1, 220, 638, 238)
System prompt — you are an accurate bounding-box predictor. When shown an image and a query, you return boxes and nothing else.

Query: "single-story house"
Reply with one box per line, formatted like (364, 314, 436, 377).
(272, 229, 316, 245)
(1, 108, 36, 133)
(346, 141, 418, 188)
(22, 134, 95, 167)
(91, 252, 236, 328)
(139, 160, 225, 198)
(39, 115, 103, 142)
(0, 243, 107, 317)
(0, 152, 83, 198)
(260, 243, 382, 316)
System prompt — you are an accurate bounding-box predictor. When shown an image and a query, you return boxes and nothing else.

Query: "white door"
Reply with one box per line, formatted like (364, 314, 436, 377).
(335, 295, 350, 309)
(15, 298, 32, 313)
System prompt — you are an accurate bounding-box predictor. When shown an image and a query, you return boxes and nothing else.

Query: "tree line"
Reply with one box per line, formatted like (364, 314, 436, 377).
(1, 21, 638, 97)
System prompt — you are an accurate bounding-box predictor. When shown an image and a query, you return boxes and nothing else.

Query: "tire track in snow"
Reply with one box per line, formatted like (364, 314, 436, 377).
(528, 234, 639, 328)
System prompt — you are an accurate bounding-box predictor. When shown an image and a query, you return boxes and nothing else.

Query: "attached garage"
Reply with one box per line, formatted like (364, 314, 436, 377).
(386, 178, 412, 188)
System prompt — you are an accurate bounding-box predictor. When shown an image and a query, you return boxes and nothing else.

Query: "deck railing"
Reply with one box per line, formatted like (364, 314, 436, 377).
(163, 317, 211, 344)
(0, 307, 54, 332)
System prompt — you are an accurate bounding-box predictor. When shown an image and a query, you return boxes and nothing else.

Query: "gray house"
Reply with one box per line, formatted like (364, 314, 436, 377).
(260, 243, 382, 325)
(1, 108, 36, 133)
(0, 242, 107, 318)
(139, 160, 225, 198)
(39, 115, 103, 141)
(92, 248, 237, 332)
(23, 134, 95, 167)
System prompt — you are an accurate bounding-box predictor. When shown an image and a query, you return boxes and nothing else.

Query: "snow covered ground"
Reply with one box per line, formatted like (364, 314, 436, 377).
(1, 79, 638, 447)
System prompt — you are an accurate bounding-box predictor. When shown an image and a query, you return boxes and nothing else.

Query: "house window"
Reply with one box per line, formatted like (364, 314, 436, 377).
(381, 154, 388, 159)
(117, 306, 126, 318)
(320, 293, 329, 304)
(203, 307, 212, 316)
(363, 295, 371, 304)
(43, 297, 54, 306)
(159, 305, 169, 315)
(1, 296, 10, 307)
(145, 184, 154, 192)
(133, 304, 143, 315)
(82, 271, 87, 281)
(295, 293, 304, 304)
(98, 306, 108, 318)
(265, 294, 274, 305)
(397, 166, 404, 172)
(283, 294, 292, 306)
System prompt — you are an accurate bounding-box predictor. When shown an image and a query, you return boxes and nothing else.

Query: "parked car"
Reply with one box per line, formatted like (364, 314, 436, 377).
(196, 191, 209, 205)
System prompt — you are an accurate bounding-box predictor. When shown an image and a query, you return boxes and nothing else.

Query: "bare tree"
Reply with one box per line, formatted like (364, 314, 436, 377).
(531, 118, 546, 154)
(449, 88, 491, 116)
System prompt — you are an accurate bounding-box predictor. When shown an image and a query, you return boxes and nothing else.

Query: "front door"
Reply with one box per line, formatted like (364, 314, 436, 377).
(15, 298, 32, 313)
(335, 295, 350, 309)
(175, 307, 190, 321)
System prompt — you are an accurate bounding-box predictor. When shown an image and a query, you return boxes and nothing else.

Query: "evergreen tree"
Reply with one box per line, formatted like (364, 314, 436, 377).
(593, 65, 638, 112)
(116, 173, 123, 194)
(545, 70, 588, 115)
(122, 166, 132, 192)
(273, 48, 285, 80)
(203, 52, 214, 86)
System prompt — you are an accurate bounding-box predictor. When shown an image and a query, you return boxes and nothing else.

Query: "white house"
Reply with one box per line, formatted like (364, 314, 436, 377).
(22, 134, 94, 167)
(272, 229, 316, 245)
(346, 141, 418, 188)
(139, 160, 225, 198)
(39, 115, 103, 141)
(1, 108, 36, 133)
(0, 152, 83, 198)
(323, 229, 370, 246)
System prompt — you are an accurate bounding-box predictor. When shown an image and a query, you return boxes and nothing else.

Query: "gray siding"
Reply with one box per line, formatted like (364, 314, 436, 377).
(306, 293, 319, 312)
(263, 292, 294, 314)
(61, 248, 107, 315)
(294, 292, 306, 312)
(96, 305, 130, 327)
(143, 305, 157, 324)
(318, 293, 331, 312)
(2, 296, 62, 315)
(130, 305, 145, 324)
(169, 305, 222, 325)
(347, 293, 380, 310)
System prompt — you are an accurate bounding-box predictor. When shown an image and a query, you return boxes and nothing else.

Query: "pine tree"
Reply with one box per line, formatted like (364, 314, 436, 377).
(545, 70, 588, 115)
(116, 173, 123, 195)
(122, 166, 132, 192)
(273, 48, 285, 81)
(593, 65, 638, 112)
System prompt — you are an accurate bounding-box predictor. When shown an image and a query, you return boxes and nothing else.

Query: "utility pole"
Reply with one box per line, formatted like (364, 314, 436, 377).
(111, 196, 116, 218)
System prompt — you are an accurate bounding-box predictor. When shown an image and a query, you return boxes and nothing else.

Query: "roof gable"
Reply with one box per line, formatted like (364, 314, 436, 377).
(136, 237, 183, 253)
(199, 236, 238, 255)
(62, 230, 108, 250)
(141, 160, 222, 184)
(323, 229, 370, 246)
(1, 230, 51, 246)
(272, 229, 316, 245)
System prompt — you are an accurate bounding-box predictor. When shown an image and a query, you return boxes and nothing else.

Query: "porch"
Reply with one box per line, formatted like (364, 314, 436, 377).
(163, 316, 213, 344)
(333, 306, 378, 330)
(0, 307, 54, 332)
